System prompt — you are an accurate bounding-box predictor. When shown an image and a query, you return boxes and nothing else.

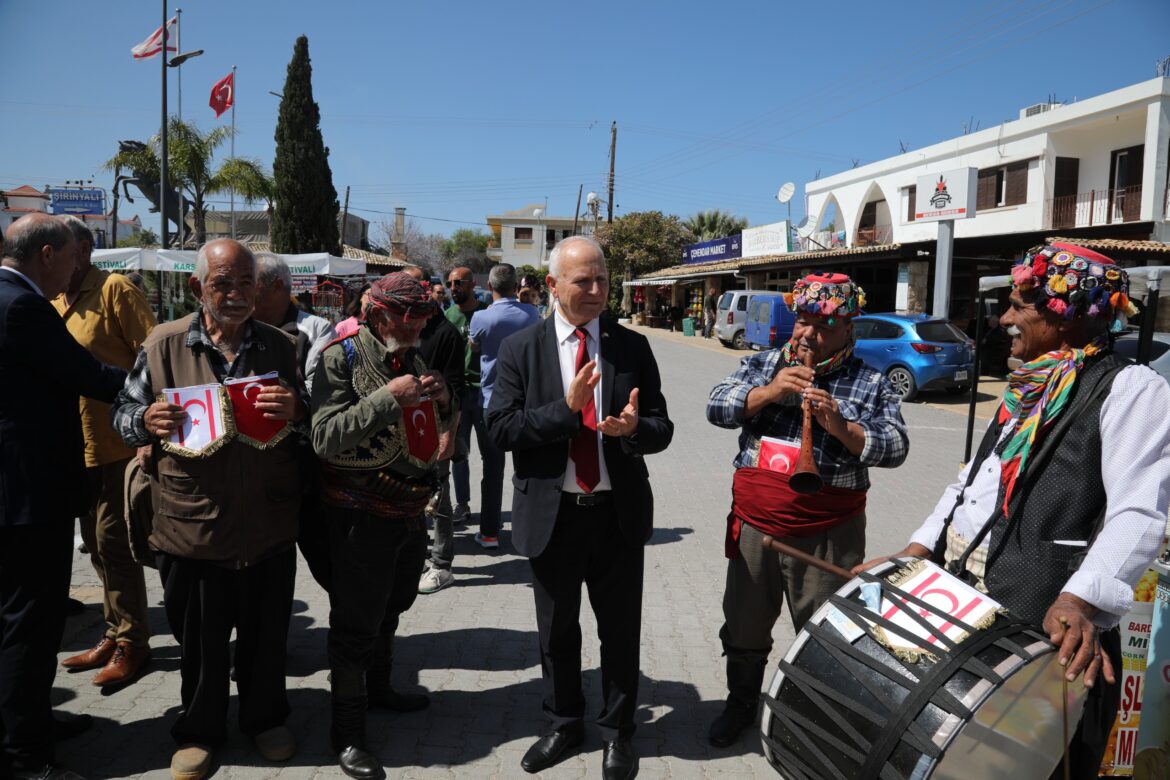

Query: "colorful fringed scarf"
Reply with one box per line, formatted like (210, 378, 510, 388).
(780, 337, 853, 377)
(995, 336, 1109, 513)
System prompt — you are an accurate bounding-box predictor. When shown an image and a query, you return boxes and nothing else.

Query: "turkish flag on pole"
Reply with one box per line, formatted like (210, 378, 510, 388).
(131, 16, 178, 60)
(210, 72, 234, 118)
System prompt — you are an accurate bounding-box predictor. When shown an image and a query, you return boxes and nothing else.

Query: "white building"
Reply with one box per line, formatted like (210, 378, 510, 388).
(805, 76, 1170, 249)
(486, 204, 592, 268)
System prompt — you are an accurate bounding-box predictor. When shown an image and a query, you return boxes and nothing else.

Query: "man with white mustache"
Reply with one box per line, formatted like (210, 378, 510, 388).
(111, 239, 307, 779)
(858, 243, 1170, 780)
(705, 271, 909, 748)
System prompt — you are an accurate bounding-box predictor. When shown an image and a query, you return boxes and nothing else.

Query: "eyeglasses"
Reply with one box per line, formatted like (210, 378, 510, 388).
(447, 279, 471, 287)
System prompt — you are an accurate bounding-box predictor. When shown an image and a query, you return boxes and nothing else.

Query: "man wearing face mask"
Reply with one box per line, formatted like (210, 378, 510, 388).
(310, 273, 453, 778)
(858, 243, 1170, 780)
(705, 271, 909, 748)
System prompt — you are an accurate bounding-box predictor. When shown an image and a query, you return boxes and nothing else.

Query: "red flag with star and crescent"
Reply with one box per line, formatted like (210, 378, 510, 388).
(210, 72, 234, 118)
(401, 402, 440, 464)
(224, 372, 286, 445)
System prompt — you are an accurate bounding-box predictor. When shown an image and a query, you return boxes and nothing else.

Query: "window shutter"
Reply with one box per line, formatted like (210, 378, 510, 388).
(906, 186, 917, 222)
(1004, 161, 1028, 206)
(977, 168, 998, 211)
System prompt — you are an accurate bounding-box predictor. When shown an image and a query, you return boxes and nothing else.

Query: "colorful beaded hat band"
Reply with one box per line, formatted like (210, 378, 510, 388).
(789, 271, 866, 325)
(1011, 242, 1137, 328)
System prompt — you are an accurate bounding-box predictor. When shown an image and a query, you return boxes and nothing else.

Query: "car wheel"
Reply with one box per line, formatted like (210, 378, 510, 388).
(731, 331, 747, 350)
(886, 366, 918, 401)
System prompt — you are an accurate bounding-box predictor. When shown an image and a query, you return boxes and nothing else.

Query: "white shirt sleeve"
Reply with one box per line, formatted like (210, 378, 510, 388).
(1063, 364, 1170, 627)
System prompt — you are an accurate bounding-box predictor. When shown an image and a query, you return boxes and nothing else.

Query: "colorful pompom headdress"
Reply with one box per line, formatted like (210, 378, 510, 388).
(1011, 242, 1136, 331)
(789, 271, 866, 325)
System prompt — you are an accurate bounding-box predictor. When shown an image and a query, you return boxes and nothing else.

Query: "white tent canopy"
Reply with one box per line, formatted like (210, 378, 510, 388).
(91, 248, 366, 276)
(979, 265, 1165, 298)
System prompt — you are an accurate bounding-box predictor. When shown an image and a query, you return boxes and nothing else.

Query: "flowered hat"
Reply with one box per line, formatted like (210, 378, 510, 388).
(1011, 242, 1137, 328)
(789, 271, 866, 325)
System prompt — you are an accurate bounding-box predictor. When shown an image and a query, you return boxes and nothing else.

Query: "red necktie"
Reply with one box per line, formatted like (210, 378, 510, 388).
(569, 326, 600, 493)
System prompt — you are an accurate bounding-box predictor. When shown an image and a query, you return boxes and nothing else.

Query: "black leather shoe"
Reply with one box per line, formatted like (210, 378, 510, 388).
(368, 686, 430, 712)
(52, 712, 94, 741)
(708, 702, 755, 747)
(337, 745, 384, 779)
(602, 738, 638, 780)
(13, 766, 86, 780)
(520, 729, 584, 773)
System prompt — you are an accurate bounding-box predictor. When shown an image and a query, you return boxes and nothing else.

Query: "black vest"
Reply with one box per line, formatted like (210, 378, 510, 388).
(966, 353, 1128, 625)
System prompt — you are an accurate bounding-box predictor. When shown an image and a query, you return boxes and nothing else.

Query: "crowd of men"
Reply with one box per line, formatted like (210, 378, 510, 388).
(0, 209, 1166, 780)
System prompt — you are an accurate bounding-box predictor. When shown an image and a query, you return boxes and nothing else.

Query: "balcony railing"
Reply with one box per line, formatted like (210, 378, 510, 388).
(1046, 184, 1142, 229)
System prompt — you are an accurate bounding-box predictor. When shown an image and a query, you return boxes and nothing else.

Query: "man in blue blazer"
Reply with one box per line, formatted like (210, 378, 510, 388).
(487, 236, 673, 780)
(0, 214, 128, 780)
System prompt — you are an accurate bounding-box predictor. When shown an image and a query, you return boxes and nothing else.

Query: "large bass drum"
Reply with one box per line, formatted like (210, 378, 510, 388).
(760, 557, 1087, 780)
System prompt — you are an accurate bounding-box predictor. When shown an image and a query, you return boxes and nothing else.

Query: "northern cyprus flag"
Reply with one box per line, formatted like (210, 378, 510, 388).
(131, 17, 178, 60)
(162, 383, 228, 455)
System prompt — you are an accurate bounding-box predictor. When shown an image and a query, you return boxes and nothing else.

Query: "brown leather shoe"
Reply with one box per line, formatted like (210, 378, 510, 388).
(92, 642, 151, 687)
(61, 637, 116, 671)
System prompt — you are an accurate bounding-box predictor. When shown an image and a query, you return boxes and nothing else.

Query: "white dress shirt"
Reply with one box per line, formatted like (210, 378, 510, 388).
(0, 266, 44, 298)
(553, 309, 612, 494)
(909, 364, 1170, 627)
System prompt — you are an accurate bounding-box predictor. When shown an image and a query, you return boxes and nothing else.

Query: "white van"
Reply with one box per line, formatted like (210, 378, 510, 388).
(714, 289, 771, 349)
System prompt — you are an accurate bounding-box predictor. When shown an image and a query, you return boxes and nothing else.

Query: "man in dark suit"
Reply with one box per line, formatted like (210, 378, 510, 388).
(0, 214, 128, 780)
(487, 236, 673, 780)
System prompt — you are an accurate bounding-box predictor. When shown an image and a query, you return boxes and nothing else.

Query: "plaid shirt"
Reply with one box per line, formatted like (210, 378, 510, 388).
(707, 350, 908, 490)
(112, 309, 304, 447)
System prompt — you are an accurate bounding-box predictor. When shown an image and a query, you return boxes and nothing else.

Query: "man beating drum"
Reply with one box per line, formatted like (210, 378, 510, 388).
(705, 272, 910, 748)
(858, 243, 1170, 780)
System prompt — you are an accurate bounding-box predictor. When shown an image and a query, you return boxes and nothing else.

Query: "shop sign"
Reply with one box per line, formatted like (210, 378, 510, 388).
(914, 168, 977, 222)
(683, 234, 741, 265)
(48, 188, 105, 215)
(742, 221, 791, 259)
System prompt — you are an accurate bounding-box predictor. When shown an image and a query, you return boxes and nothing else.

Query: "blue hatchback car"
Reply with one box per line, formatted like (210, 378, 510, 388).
(852, 313, 974, 400)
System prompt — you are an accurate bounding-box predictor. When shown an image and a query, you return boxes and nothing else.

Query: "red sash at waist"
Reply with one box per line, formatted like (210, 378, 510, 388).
(725, 467, 866, 558)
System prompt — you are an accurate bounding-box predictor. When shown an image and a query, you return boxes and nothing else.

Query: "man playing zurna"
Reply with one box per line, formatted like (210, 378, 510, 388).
(860, 243, 1170, 780)
(705, 271, 909, 748)
(310, 273, 453, 779)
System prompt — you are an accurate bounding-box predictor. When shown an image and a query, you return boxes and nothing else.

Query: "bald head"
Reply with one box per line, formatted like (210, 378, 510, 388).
(2, 213, 77, 299)
(402, 265, 426, 282)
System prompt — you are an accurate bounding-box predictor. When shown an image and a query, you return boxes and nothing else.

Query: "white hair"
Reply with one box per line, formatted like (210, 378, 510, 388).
(254, 251, 292, 289)
(547, 235, 605, 279)
(194, 239, 255, 283)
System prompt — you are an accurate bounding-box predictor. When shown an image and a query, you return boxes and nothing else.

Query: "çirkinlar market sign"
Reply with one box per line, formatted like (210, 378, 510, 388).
(914, 168, 977, 222)
(742, 220, 791, 259)
(48, 188, 105, 215)
(683, 234, 741, 265)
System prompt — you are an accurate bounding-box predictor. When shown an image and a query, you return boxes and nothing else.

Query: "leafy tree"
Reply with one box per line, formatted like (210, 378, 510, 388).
(116, 227, 159, 248)
(515, 264, 541, 283)
(595, 211, 692, 313)
(683, 209, 749, 241)
(106, 118, 273, 246)
(272, 36, 341, 255)
(440, 229, 491, 271)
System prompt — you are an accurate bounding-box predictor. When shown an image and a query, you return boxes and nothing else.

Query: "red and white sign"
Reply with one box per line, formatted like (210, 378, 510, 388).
(131, 17, 178, 60)
(209, 72, 234, 118)
(758, 435, 801, 476)
(224, 372, 286, 445)
(401, 402, 440, 464)
(878, 561, 1001, 653)
(164, 383, 227, 454)
(915, 167, 978, 223)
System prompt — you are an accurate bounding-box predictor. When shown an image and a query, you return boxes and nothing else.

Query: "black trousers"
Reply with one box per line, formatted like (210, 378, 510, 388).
(0, 520, 73, 771)
(1050, 627, 1123, 780)
(157, 548, 296, 746)
(326, 506, 427, 677)
(529, 499, 644, 741)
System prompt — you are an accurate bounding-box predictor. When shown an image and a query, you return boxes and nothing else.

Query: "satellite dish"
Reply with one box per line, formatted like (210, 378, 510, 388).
(776, 182, 795, 204)
(796, 215, 818, 238)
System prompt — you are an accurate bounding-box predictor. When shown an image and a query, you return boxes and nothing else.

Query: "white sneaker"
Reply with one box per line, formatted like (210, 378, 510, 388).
(452, 503, 471, 525)
(418, 566, 455, 594)
(475, 532, 500, 549)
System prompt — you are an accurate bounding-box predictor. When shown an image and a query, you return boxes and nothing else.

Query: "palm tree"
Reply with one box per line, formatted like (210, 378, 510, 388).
(106, 117, 274, 246)
(683, 209, 749, 241)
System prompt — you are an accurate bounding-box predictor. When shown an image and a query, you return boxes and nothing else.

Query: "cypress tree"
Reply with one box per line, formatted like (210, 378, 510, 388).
(272, 36, 341, 255)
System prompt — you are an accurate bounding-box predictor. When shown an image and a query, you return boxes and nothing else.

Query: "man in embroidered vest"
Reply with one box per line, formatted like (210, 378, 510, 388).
(53, 216, 156, 689)
(487, 237, 674, 780)
(705, 271, 909, 748)
(111, 239, 306, 780)
(310, 273, 453, 779)
(860, 243, 1170, 780)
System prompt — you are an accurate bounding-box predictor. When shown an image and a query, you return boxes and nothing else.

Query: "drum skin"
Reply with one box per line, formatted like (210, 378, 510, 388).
(760, 559, 1088, 780)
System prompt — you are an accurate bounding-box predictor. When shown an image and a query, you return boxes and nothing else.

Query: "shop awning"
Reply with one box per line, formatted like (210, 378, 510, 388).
(90, 248, 367, 275)
(622, 278, 678, 287)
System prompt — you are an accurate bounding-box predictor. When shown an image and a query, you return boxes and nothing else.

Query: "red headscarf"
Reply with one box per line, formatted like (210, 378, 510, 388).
(367, 272, 437, 318)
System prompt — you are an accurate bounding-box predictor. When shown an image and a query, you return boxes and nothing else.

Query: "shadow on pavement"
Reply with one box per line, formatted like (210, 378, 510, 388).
(647, 526, 694, 546)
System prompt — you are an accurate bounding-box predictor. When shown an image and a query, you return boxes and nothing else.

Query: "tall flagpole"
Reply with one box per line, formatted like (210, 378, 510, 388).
(175, 8, 182, 121)
(159, 0, 169, 322)
(230, 64, 237, 240)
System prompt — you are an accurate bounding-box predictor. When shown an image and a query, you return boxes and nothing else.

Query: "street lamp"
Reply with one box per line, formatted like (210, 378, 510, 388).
(532, 208, 545, 268)
(585, 191, 602, 236)
(167, 49, 203, 122)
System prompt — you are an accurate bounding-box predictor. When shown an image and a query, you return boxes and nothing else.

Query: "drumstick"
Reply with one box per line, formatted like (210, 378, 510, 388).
(761, 536, 854, 580)
(1059, 617, 1071, 780)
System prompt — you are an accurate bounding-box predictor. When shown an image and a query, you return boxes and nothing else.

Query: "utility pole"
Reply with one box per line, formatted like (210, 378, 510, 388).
(340, 185, 351, 248)
(607, 121, 616, 224)
(572, 184, 583, 235)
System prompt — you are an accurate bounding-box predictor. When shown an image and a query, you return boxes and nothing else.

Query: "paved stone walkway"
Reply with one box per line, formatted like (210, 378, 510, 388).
(57, 327, 978, 778)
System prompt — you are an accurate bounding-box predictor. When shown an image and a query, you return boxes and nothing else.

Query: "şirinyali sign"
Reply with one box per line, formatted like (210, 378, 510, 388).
(48, 188, 105, 215)
(683, 235, 741, 265)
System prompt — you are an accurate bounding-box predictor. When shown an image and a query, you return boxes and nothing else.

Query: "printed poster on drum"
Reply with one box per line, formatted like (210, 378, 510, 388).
(1100, 560, 1160, 775)
(1134, 561, 1170, 779)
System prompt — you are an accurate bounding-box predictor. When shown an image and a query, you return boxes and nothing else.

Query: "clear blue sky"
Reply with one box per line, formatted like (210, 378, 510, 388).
(2, 0, 1167, 241)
